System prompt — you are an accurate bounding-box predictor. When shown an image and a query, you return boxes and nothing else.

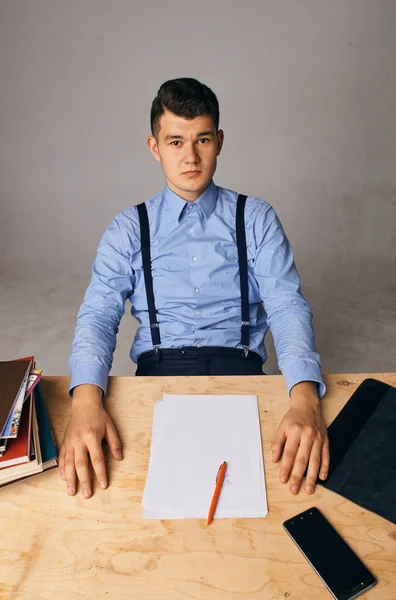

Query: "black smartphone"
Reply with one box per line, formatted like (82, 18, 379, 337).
(283, 507, 376, 600)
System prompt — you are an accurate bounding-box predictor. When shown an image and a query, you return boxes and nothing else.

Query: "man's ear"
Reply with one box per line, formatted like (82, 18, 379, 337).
(147, 136, 161, 162)
(216, 129, 224, 156)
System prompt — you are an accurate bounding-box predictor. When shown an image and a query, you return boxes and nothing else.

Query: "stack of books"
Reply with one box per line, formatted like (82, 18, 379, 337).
(0, 356, 58, 488)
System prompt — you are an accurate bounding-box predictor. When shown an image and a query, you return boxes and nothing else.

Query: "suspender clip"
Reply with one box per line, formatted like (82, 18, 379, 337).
(241, 321, 250, 357)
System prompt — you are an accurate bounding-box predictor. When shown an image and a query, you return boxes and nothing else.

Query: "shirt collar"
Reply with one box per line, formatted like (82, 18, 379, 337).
(163, 180, 218, 221)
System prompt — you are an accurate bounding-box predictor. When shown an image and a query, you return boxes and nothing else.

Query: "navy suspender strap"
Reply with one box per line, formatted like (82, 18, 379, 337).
(236, 194, 250, 356)
(137, 194, 250, 355)
(136, 202, 161, 352)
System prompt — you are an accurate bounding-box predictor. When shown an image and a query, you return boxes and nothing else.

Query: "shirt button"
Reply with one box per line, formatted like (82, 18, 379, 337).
(192, 256, 198, 262)
(195, 311, 200, 316)
(194, 287, 200, 293)
(189, 228, 194, 233)
(196, 343, 201, 348)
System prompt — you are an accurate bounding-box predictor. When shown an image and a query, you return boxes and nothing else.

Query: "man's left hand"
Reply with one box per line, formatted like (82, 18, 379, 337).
(271, 381, 329, 495)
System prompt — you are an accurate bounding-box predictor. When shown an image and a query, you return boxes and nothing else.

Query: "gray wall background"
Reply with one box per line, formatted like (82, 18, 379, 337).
(1, 0, 395, 376)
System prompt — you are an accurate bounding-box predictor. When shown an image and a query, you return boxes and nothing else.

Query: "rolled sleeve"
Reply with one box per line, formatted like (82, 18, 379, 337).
(280, 360, 326, 399)
(68, 361, 110, 397)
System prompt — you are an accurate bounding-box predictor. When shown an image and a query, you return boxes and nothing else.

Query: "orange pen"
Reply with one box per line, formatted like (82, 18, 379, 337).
(207, 461, 227, 525)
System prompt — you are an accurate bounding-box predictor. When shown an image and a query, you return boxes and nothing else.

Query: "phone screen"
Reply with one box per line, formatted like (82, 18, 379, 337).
(283, 507, 376, 600)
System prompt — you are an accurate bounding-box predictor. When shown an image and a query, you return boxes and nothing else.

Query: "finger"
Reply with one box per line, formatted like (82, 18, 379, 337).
(86, 440, 107, 490)
(74, 445, 92, 499)
(279, 432, 300, 484)
(271, 426, 286, 463)
(319, 437, 330, 480)
(64, 446, 77, 496)
(105, 420, 123, 460)
(289, 433, 316, 494)
(303, 438, 323, 494)
(58, 444, 66, 480)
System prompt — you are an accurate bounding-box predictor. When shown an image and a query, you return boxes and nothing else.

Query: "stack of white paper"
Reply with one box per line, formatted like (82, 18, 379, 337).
(142, 394, 267, 519)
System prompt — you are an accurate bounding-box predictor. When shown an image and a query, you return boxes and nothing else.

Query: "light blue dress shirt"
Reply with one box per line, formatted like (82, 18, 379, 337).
(69, 181, 325, 398)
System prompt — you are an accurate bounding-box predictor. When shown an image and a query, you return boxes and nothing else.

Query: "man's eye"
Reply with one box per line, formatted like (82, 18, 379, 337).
(198, 138, 209, 144)
(171, 141, 181, 146)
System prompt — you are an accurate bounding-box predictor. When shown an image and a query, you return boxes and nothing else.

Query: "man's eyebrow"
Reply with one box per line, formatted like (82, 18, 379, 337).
(164, 130, 215, 142)
(164, 134, 183, 141)
(197, 130, 215, 137)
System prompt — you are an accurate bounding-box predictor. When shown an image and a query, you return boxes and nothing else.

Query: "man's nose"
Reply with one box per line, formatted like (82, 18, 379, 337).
(184, 143, 200, 163)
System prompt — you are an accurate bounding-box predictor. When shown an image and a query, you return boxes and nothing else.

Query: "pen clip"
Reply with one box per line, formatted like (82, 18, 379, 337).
(216, 461, 226, 482)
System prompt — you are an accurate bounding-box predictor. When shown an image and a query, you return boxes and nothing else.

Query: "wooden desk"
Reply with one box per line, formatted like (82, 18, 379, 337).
(1, 374, 395, 600)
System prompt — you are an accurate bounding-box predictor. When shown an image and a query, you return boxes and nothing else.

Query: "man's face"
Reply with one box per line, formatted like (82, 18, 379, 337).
(147, 109, 224, 201)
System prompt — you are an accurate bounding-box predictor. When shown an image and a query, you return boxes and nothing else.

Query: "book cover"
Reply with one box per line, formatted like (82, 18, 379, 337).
(0, 360, 31, 436)
(1, 367, 31, 438)
(25, 369, 43, 398)
(0, 393, 33, 469)
(34, 384, 58, 466)
(1, 357, 41, 439)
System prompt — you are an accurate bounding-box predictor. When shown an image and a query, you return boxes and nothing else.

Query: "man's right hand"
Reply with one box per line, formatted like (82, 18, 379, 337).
(59, 384, 123, 498)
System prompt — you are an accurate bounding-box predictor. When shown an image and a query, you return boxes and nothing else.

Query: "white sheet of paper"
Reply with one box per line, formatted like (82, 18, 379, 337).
(143, 394, 267, 519)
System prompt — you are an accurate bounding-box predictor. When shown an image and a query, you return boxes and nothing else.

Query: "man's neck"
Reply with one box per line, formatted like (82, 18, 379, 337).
(166, 180, 212, 202)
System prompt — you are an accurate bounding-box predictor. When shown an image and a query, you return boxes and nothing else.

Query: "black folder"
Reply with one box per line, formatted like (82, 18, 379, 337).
(318, 378, 396, 524)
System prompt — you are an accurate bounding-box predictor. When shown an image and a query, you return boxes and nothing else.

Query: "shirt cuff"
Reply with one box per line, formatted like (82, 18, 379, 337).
(68, 363, 110, 398)
(280, 361, 326, 399)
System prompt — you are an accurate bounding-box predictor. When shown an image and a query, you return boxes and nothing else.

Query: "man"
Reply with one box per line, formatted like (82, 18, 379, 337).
(60, 77, 329, 500)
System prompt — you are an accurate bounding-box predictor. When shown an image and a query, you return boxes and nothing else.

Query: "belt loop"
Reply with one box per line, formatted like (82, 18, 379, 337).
(242, 346, 249, 359)
(154, 346, 161, 362)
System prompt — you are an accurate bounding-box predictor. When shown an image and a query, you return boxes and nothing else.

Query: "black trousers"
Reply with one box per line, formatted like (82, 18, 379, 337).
(135, 346, 264, 377)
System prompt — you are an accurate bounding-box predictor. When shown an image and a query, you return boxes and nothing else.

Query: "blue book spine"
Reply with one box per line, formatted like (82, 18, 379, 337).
(34, 383, 57, 462)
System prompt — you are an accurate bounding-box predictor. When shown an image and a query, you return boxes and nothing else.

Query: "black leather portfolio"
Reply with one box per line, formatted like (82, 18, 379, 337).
(319, 378, 396, 524)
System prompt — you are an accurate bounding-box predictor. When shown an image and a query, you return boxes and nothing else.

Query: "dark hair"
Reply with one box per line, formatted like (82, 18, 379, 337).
(150, 77, 220, 138)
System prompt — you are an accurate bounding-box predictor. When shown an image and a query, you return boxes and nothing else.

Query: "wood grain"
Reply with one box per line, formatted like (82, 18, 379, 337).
(0, 374, 395, 600)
